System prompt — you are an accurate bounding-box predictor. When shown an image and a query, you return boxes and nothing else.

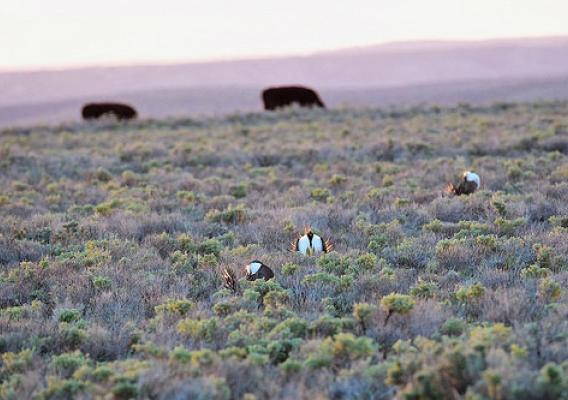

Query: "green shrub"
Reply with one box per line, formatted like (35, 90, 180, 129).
(51, 351, 90, 378)
(440, 318, 466, 336)
(549, 215, 568, 229)
(177, 317, 218, 342)
(404, 369, 446, 399)
(379, 266, 396, 280)
(59, 323, 87, 348)
(1, 305, 26, 321)
(382, 175, 394, 187)
(121, 170, 140, 186)
(206, 204, 247, 224)
(219, 346, 247, 360)
(176, 234, 197, 253)
(394, 197, 411, 208)
(317, 253, 353, 275)
(537, 362, 566, 399)
(230, 182, 248, 198)
(280, 358, 303, 375)
(533, 244, 566, 272)
(263, 290, 289, 311)
(112, 379, 138, 399)
(386, 361, 404, 385)
(198, 238, 223, 256)
(189, 349, 216, 368)
(310, 315, 355, 336)
(95, 199, 121, 216)
(269, 317, 308, 339)
(453, 221, 490, 239)
(268, 339, 301, 364)
(155, 299, 193, 316)
(521, 264, 550, 279)
(329, 174, 347, 186)
(213, 302, 234, 316)
(199, 254, 218, 268)
(282, 262, 299, 276)
(93, 365, 114, 382)
(242, 289, 261, 304)
(423, 219, 442, 233)
(303, 272, 340, 287)
(380, 293, 415, 324)
(367, 220, 403, 253)
(169, 346, 192, 364)
(353, 303, 376, 332)
(494, 217, 525, 235)
(491, 198, 508, 217)
(94, 167, 113, 182)
(58, 309, 81, 323)
(468, 323, 512, 351)
(304, 333, 376, 369)
(40, 378, 86, 399)
(310, 187, 331, 202)
(176, 190, 196, 203)
(1, 349, 34, 374)
(454, 283, 485, 303)
(170, 250, 197, 272)
(92, 275, 112, 290)
(355, 253, 378, 271)
(410, 280, 438, 299)
(538, 278, 562, 302)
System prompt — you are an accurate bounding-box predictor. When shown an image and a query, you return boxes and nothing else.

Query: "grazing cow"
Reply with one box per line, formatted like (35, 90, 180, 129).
(81, 103, 138, 121)
(291, 227, 333, 256)
(446, 171, 480, 196)
(262, 86, 325, 111)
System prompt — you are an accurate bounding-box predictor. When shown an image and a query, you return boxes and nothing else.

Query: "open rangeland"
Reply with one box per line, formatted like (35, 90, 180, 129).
(2, 102, 568, 399)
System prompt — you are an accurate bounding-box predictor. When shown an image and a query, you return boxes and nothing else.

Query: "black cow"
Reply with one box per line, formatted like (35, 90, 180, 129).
(261, 86, 325, 111)
(81, 103, 138, 121)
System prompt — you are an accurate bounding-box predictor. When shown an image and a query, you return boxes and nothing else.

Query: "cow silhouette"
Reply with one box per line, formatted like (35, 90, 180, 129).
(261, 86, 325, 111)
(81, 103, 138, 121)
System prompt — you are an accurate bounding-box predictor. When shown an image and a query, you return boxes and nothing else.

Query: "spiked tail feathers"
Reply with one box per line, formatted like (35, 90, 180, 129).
(290, 238, 299, 252)
(222, 267, 239, 294)
(323, 238, 334, 253)
(445, 183, 458, 196)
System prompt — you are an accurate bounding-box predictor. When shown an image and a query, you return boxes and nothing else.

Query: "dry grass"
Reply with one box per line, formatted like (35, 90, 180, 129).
(1, 102, 568, 399)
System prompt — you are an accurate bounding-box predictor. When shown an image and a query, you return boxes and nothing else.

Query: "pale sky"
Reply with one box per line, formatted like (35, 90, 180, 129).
(1, 0, 568, 71)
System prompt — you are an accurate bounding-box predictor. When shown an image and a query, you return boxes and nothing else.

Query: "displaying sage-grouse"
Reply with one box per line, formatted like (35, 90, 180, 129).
(291, 227, 333, 256)
(245, 260, 274, 281)
(446, 171, 480, 196)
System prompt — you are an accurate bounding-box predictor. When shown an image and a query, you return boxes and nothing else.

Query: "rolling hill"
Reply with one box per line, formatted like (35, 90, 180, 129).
(1, 36, 568, 127)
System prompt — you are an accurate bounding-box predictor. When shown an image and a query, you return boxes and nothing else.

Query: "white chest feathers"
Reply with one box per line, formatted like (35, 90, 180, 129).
(464, 171, 480, 187)
(297, 233, 324, 255)
(246, 261, 262, 275)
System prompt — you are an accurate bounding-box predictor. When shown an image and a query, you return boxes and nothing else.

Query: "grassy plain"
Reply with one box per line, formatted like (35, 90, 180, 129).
(2, 102, 568, 399)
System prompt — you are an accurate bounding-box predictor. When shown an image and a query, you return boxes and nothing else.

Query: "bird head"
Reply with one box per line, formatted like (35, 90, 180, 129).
(245, 261, 261, 281)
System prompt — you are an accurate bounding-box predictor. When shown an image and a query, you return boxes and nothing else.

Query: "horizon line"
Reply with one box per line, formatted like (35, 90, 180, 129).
(2, 33, 567, 74)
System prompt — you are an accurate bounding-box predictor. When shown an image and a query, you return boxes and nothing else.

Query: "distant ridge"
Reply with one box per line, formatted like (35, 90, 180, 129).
(320, 36, 568, 55)
(1, 36, 568, 127)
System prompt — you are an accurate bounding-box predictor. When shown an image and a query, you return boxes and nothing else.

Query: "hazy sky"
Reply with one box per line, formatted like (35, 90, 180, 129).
(2, 0, 568, 70)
